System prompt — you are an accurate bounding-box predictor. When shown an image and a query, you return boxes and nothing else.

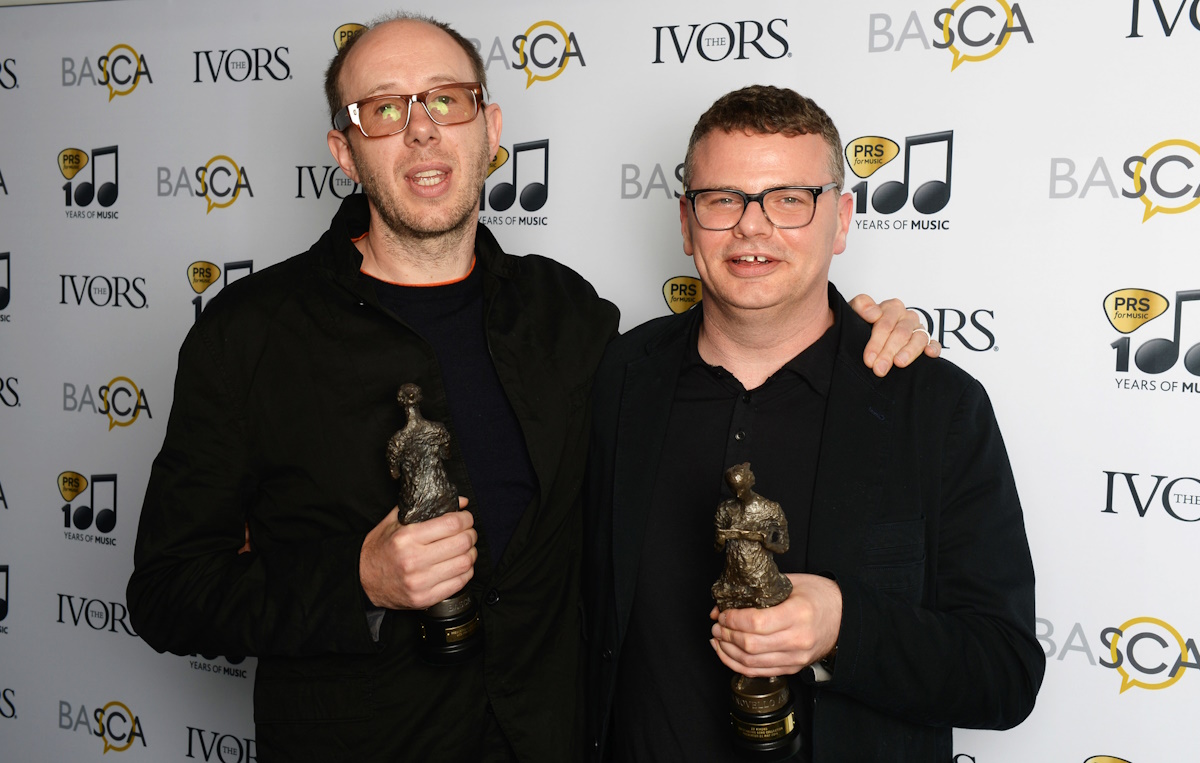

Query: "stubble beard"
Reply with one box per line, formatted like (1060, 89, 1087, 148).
(351, 135, 490, 243)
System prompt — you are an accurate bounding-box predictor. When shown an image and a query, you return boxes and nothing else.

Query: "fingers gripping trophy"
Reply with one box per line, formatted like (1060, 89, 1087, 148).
(713, 463, 802, 760)
(387, 383, 482, 663)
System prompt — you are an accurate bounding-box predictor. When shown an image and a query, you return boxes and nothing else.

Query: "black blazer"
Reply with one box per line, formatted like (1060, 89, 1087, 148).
(584, 287, 1044, 762)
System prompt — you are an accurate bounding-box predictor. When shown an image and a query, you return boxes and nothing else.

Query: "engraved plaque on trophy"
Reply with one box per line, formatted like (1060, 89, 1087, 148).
(712, 463, 802, 760)
(387, 383, 482, 664)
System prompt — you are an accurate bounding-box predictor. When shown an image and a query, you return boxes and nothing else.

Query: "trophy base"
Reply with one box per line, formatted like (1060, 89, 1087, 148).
(729, 675, 803, 761)
(417, 590, 482, 665)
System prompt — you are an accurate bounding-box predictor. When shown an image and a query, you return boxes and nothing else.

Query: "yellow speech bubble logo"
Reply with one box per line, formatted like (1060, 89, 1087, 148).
(102, 376, 141, 430)
(58, 148, 89, 180)
(58, 471, 89, 502)
(100, 701, 137, 754)
(1103, 289, 1168, 334)
(203, 155, 242, 214)
(520, 20, 572, 89)
(663, 276, 702, 314)
(103, 43, 140, 101)
(1133, 139, 1200, 222)
(334, 23, 366, 51)
(945, 0, 1014, 71)
(1084, 757, 1132, 763)
(1110, 616, 1188, 693)
(487, 146, 510, 179)
(188, 261, 221, 294)
(845, 137, 900, 179)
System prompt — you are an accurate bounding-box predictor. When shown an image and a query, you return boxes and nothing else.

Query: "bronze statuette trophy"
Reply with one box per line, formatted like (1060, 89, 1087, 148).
(387, 383, 482, 664)
(713, 463, 803, 760)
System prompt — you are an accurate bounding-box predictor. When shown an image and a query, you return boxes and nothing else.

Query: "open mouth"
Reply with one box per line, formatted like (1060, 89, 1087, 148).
(410, 169, 447, 187)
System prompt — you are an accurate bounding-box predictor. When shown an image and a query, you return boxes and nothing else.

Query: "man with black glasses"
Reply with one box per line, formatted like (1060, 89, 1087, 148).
(585, 86, 1044, 761)
(128, 16, 935, 762)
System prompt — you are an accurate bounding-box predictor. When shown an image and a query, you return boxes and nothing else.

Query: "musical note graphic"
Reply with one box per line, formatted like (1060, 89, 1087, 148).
(92, 474, 118, 534)
(488, 139, 549, 212)
(224, 260, 254, 286)
(871, 131, 953, 215)
(0, 252, 10, 311)
(73, 145, 119, 208)
(0, 565, 8, 622)
(1134, 290, 1200, 375)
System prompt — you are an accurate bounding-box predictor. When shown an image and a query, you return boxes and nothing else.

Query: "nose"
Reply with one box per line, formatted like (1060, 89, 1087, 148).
(404, 98, 441, 146)
(734, 197, 772, 237)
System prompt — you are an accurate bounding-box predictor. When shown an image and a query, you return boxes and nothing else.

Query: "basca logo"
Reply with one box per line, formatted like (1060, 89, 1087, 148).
(868, 2, 1034, 70)
(470, 21, 586, 88)
(295, 163, 360, 200)
(1038, 615, 1200, 694)
(187, 726, 257, 762)
(59, 146, 119, 219)
(621, 161, 683, 200)
(59, 700, 146, 753)
(912, 307, 996, 351)
(1128, 0, 1200, 37)
(193, 46, 291, 83)
(63, 377, 152, 429)
(652, 18, 789, 64)
(1083, 758, 1134, 763)
(62, 44, 152, 101)
(0, 375, 17, 407)
(1103, 470, 1200, 522)
(1105, 288, 1200, 393)
(1050, 139, 1200, 222)
(0, 57, 16, 90)
(189, 259, 254, 321)
(846, 131, 954, 230)
(56, 593, 136, 636)
(479, 141, 550, 226)
(60, 273, 147, 309)
(663, 276, 702, 314)
(58, 471, 119, 541)
(158, 156, 254, 213)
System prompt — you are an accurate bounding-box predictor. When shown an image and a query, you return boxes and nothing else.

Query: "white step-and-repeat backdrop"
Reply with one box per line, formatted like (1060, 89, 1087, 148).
(1, 0, 1196, 760)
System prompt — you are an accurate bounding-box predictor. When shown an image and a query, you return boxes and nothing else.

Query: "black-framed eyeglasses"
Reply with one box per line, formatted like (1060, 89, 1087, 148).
(333, 82, 485, 138)
(684, 183, 839, 230)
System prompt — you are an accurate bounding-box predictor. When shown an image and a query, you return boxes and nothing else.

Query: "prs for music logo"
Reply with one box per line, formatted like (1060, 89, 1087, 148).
(59, 147, 118, 220)
(188, 259, 253, 321)
(868, 2, 1034, 70)
(479, 140, 549, 227)
(58, 472, 118, 544)
(846, 131, 953, 231)
(1106, 288, 1200, 393)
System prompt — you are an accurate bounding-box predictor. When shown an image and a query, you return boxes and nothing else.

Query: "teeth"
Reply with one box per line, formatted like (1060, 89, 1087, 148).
(412, 170, 445, 187)
(736, 255, 769, 263)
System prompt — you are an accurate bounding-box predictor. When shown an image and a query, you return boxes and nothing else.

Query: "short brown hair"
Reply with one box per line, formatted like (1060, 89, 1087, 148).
(323, 13, 488, 128)
(682, 85, 844, 191)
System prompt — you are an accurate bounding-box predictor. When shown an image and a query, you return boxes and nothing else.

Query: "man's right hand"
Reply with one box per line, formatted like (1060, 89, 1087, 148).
(359, 498, 477, 610)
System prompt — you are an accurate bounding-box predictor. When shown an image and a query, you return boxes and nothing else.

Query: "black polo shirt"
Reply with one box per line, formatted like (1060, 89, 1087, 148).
(611, 305, 839, 761)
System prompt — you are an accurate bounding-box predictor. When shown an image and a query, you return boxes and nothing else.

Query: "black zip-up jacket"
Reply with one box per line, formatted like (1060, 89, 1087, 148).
(128, 194, 619, 761)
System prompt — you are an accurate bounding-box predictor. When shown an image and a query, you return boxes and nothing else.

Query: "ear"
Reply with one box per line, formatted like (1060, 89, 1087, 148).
(832, 190, 853, 255)
(483, 102, 503, 164)
(680, 197, 695, 258)
(327, 129, 360, 184)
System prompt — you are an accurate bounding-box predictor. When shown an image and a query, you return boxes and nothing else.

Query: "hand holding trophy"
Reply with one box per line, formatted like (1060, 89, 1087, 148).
(387, 383, 482, 664)
(712, 463, 802, 760)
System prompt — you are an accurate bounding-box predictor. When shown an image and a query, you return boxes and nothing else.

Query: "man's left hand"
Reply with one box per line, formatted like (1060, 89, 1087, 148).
(851, 294, 942, 377)
(709, 573, 842, 677)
